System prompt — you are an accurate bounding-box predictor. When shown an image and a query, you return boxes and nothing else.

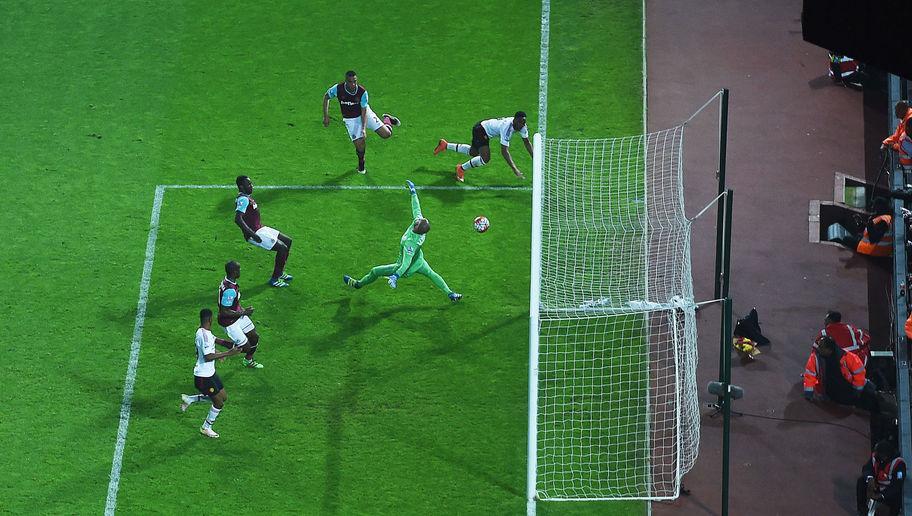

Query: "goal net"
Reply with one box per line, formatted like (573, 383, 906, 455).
(528, 127, 700, 505)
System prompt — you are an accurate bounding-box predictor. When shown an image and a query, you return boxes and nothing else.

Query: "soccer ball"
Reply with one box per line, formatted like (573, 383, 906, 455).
(473, 216, 490, 233)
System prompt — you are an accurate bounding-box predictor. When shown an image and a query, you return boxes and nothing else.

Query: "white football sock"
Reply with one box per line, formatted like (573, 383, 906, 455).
(461, 156, 486, 170)
(447, 143, 471, 155)
(190, 394, 209, 404)
(202, 406, 222, 429)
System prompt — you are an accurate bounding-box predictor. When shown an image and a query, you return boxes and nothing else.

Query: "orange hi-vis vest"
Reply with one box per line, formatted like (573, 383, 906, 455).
(856, 215, 893, 257)
(884, 107, 912, 155)
(872, 454, 906, 492)
(816, 322, 871, 365)
(900, 133, 912, 167)
(803, 349, 866, 395)
(906, 312, 912, 340)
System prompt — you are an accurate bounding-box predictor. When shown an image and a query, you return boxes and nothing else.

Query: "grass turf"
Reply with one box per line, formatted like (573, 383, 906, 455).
(1, 0, 645, 513)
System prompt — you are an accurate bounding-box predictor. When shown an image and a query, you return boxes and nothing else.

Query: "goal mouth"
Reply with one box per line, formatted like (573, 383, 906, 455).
(528, 126, 701, 502)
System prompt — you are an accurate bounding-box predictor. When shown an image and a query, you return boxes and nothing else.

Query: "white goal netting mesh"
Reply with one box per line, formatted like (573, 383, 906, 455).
(533, 127, 700, 501)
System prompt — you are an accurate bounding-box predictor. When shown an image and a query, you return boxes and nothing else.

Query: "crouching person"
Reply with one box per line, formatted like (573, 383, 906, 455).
(857, 440, 905, 516)
(804, 336, 878, 413)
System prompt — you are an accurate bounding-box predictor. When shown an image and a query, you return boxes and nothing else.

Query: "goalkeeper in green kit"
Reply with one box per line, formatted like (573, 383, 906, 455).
(343, 180, 462, 302)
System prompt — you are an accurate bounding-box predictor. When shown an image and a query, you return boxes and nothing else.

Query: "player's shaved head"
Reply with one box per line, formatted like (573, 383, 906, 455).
(413, 218, 430, 234)
(236, 175, 252, 194)
(225, 260, 240, 278)
(200, 308, 213, 324)
(345, 70, 357, 78)
(896, 100, 909, 118)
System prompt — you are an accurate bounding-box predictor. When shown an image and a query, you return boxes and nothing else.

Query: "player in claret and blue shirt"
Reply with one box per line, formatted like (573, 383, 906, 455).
(234, 175, 293, 288)
(343, 181, 461, 302)
(322, 70, 400, 174)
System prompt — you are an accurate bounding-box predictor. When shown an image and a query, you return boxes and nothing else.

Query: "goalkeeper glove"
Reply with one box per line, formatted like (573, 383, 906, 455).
(388, 274, 399, 288)
(406, 180, 416, 195)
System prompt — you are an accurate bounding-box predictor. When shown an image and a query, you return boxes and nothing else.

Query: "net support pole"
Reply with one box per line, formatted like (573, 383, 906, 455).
(714, 89, 730, 299)
(719, 297, 733, 516)
(717, 189, 734, 516)
(527, 132, 544, 516)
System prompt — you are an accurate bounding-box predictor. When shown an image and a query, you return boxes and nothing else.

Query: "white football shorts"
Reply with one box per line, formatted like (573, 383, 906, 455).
(343, 107, 384, 141)
(225, 315, 255, 347)
(248, 226, 280, 251)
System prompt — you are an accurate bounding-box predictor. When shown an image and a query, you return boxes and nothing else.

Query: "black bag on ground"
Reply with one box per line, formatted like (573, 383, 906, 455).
(733, 308, 770, 346)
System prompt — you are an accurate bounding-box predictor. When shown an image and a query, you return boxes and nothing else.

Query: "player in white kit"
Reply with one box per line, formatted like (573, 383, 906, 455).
(434, 111, 533, 182)
(180, 308, 241, 438)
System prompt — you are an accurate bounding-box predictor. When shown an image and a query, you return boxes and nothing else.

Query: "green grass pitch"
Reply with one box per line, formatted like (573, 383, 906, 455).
(1, 0, 645, 513)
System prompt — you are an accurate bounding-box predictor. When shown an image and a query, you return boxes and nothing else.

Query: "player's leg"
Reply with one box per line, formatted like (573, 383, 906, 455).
(346, 263, 399, 288)
(269, 240, 290, 286)
(276, 232, 294, 282)
(342, 116, 368, 174)
(456, 125, 490, 181)
(372, 108, 398, 139)
(353, 137, 367, 174)
(414, 261, 462, 301)
(199, 375, 225, 438)
(182, 376, 216, 412)
(241, 329, 263, 368)
(434, 135, 471, 156)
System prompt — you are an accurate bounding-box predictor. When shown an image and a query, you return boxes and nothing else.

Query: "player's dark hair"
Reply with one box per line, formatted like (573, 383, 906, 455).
(225, 260, 239, 275)
(200, 308, 213, 323)
(817, 336, 836, 352)
(515, 110, 527, 120)
(345, 70, 357, 78)
(236, 175, 249, 188)
(825, 310, 841, 323)
(875, 439, 896, 458)
(414, 218, 430, 234)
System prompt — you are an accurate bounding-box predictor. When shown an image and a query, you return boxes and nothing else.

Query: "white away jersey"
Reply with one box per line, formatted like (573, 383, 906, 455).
(480, 117, 529, 146)
(194, 327, 216, 377)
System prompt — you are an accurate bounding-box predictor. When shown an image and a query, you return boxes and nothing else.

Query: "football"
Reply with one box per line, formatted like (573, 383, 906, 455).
(473, 215, 490, 233)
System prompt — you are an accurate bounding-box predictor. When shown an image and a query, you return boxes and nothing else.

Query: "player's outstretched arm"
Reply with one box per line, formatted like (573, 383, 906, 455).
(501, 144, 524, 178)
(204, 347, 242, 362)
(406, 180, 422, 218)
(523, 136, 534, 158)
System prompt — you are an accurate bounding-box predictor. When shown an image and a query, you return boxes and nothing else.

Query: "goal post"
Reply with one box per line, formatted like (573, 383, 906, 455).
(527, 132, 544, 516)
(527, 120, 706, 512)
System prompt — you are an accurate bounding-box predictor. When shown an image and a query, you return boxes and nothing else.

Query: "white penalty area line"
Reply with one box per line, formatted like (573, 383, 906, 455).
(105, 185, 165, 516)
(104, 180, 528, 513)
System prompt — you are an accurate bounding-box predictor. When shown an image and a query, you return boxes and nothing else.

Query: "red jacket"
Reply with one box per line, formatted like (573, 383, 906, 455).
(814, 322, 871, 365)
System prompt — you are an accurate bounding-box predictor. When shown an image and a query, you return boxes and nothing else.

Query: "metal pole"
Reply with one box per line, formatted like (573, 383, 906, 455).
(714, 89, 730, 299)
(887, 74, 912, 516)
(720, 297, 733, 516)
(718, 190, 734, 384)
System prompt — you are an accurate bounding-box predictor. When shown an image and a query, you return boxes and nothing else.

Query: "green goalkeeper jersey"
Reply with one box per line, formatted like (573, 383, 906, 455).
(395, 192, 427, 277)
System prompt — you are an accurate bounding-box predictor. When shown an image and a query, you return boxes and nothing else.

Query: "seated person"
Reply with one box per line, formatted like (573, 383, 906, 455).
(857, 440, 905, 516)
(803, 336, 878, 413)
(829, 197, 893, 257)
(813, 310, 871, 366)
